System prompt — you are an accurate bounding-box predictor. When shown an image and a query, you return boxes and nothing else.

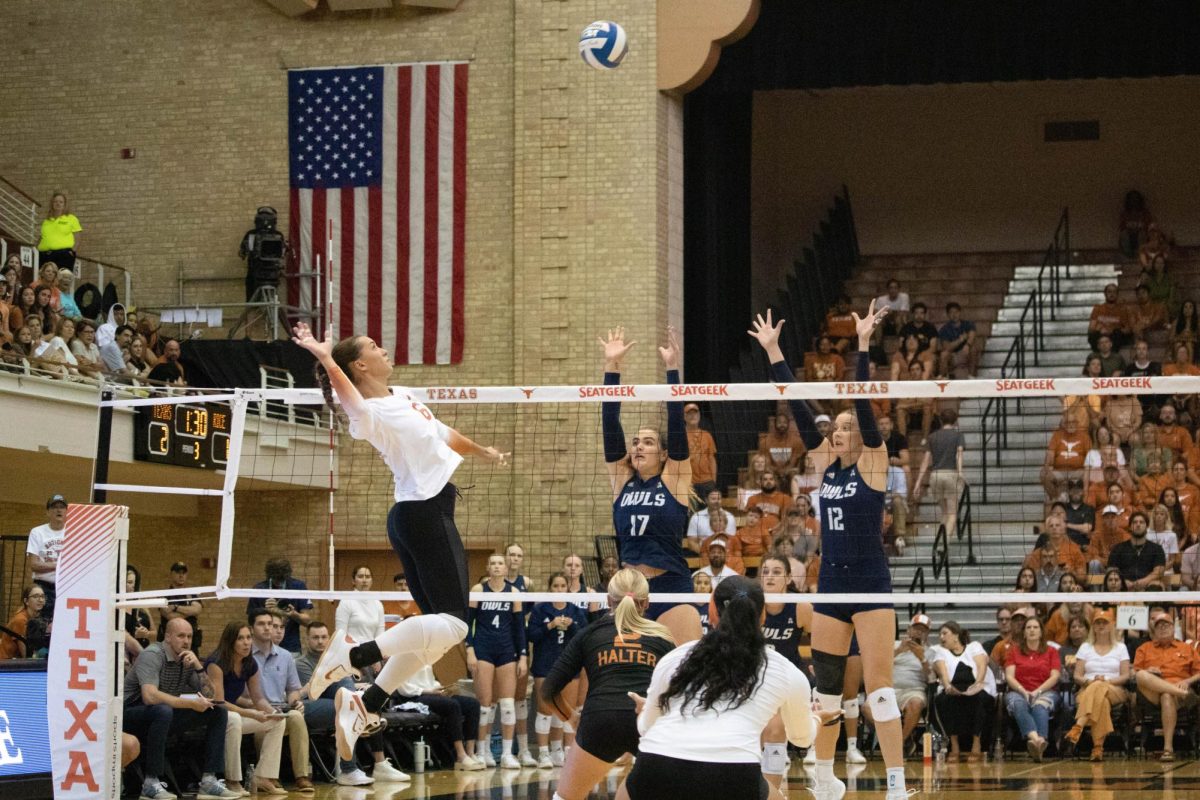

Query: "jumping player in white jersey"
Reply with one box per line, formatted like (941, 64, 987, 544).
(750, 303, 908, 800)
(600, 326, 703, 644)
(292, 323, 509, 761)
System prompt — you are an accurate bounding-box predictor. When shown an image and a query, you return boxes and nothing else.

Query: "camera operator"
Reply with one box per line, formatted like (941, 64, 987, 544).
(246, 557, 312, 653)
(239, 206, 287, 301)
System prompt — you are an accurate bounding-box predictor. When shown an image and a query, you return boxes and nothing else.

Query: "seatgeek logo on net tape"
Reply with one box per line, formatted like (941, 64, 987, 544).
(406, 375, 1199, 404)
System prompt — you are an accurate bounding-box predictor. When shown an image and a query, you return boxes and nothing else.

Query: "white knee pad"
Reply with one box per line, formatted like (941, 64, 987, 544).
(480, 704, 496, 726)
(550, 715, 564, 730)
(761, 742, 789, 776)
(867, 687, 901, 723)
(534, 713, 553, 735)
(815, 691, 843, 713)
(516, 702, 529, 722)
(499, 697, 517, 726)
(842, 697, 860, 720)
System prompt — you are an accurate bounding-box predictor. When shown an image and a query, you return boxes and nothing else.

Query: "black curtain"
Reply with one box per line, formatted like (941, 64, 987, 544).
(180, 340, 317, 390)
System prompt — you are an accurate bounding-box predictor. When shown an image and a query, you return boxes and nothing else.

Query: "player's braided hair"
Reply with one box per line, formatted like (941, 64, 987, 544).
(314, 335, 365, 418)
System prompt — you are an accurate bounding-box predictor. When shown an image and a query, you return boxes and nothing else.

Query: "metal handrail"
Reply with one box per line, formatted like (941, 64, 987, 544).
(957, 483, 976, 565)
(907, 567, 927, 619)
(978, 208, 1070, 502)
(932, 524, 950, 593)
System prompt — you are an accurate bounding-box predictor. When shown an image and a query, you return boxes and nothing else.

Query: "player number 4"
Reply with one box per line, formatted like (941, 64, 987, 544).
(826, 507, 844, 531)
(629, 515, 650, 536)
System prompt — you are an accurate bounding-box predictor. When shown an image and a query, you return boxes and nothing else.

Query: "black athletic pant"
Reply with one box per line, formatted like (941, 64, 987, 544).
(386, 482, 470, 621)
(626, 753, 768, 800)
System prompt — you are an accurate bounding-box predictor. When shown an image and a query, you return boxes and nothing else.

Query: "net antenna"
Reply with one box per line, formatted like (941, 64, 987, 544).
(324, 218, 337, 592)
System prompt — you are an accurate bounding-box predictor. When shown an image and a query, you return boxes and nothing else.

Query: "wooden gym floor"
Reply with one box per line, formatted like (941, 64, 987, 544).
(294, 757, 1200, 799)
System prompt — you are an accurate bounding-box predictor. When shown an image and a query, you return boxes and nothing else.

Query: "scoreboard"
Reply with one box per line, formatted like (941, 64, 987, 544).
(133, 402, 231, 469)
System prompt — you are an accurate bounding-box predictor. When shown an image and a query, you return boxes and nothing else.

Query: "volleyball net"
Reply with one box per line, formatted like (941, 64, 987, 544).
(99, 374, 1200, 642)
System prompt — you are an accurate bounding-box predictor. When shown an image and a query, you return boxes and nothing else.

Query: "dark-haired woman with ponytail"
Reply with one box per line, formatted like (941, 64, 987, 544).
(626, 575, 834, 800)
(750, 303, 907, 800)
(539, 569, 674, 800)
(291, 322, 510, 762)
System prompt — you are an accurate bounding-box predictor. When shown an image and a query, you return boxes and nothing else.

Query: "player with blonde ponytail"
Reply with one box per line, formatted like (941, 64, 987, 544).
(539, 569, 675, 800)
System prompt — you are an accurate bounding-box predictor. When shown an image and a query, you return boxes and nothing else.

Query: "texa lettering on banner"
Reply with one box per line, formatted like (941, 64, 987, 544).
(47, 504, 127, 799)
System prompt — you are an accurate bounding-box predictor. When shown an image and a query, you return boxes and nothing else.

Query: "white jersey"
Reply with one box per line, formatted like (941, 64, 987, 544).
(345, 391, 462, 502)
(27, 523, 65, 583)
(637, 640, 816, 763)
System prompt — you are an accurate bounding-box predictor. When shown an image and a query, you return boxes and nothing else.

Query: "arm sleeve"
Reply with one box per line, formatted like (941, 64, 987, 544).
(768, 361, 825, 451)
(852, 351, 882, 448)
(637, 649, 678, 734)
(335, 600, 350, 632)
(781, 665, 818, 748)
(512, 603, 527, 656)
(465, 606, 478, 648)
(526, 607, 548, 646)
(540, 630, 588, 713)
(602, 372, 627, 463)
(665, 369, 689, 461)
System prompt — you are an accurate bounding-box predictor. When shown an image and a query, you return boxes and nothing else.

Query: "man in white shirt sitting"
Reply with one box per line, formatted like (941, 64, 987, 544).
(865, 614, 933, 755)
(685, 489, 736, 554)
(875, 278, 911, 335)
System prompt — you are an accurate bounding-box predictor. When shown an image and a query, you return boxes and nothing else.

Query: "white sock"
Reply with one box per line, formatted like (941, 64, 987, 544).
(550, 741, 563, 754)
(887, 766, 906, 793)
(847, 737, 858, 750)
(476, 740, 488, 758)
(816, 758, 835, 784)
(517, 733, 528, 751)
(502, 738, 513, 756)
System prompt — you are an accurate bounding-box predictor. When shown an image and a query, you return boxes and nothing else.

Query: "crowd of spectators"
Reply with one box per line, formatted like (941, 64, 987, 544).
(0, 192, 183, 387)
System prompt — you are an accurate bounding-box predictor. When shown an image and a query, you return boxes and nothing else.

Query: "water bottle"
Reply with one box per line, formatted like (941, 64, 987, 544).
(993, 737, 1005, 762)
(413, 738, 427, 774)
(932, 731, 945, 765)
(245, 763, 257, 795)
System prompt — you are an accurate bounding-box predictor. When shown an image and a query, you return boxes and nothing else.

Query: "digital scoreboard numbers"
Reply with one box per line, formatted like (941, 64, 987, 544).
(134, 402, 231, 469)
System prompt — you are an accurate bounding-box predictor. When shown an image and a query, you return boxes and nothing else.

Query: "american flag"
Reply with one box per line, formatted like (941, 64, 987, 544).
(288, 63, 467, 365)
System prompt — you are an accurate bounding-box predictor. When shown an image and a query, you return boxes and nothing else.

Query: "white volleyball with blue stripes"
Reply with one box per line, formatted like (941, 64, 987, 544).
(579, 21, 628, 70)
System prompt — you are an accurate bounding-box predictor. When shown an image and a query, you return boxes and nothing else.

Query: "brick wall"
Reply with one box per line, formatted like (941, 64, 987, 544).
(0, 0, 684, 634)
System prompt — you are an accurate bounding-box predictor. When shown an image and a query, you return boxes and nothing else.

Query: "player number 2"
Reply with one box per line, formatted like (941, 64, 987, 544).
(826, 507, 844, 531)
(629, 515, 650, 536)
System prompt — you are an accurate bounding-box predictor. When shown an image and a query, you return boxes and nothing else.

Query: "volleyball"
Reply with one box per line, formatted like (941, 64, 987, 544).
(579, 20, 628, 70)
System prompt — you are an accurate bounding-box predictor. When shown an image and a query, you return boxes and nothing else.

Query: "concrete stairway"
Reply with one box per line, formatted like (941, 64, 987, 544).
(886, 262, 1122, 633)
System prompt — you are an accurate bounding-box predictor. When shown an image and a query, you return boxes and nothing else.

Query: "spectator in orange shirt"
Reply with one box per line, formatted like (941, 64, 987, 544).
(1102, 392, 1142, 446)
(1133, 612, 1200, 761)
(729, 506, 773, 576)
(1088, 284, 1130, 351)
(1166, 461, 1200, 513)
(1137, 451, 1172, 510)
(380, 573, 421, 621)
(745, 470, 792, 530)
(683, 402, 718, 498)
(1086, 464, 1132, 509)
(805, 335, 847, 415)
(1041, 414, 1091, 502)
(1090, 490, 1132, 569)
(1129, 284, 1167, 340)
(758, 410, 805, 480)
(1025, 516, 1088, 579)
(806, 335, 847, 383)
(1156, 404, 1192, 459)
(823, 294, 857, 353)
